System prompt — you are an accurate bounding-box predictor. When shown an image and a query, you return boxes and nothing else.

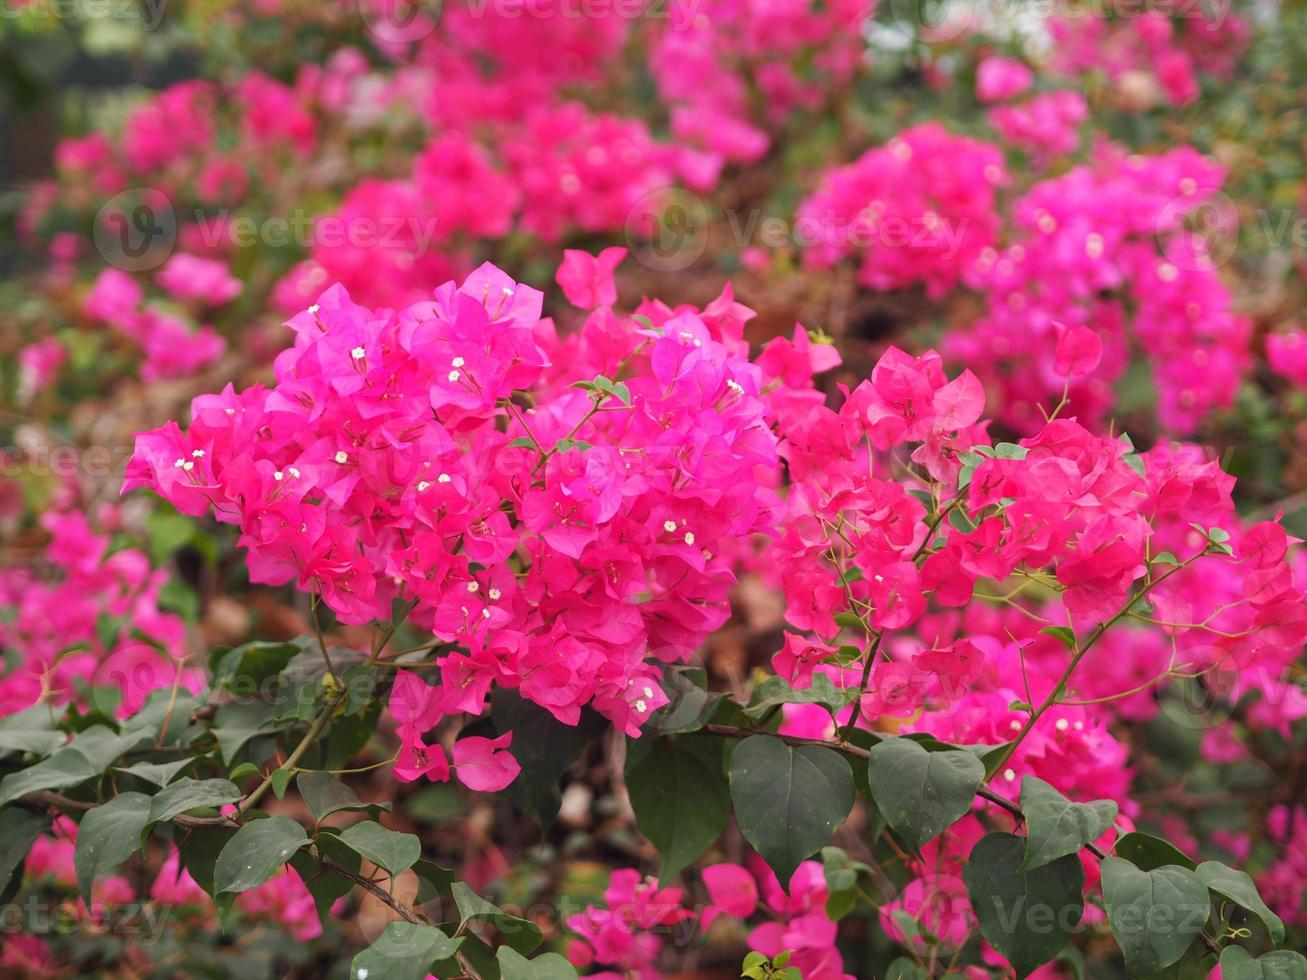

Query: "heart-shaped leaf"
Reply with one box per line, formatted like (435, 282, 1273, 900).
(1020, 776, 1117, 871)
(1100, 857, 1210, 976)
(74, 792, 152, 903)
(964, 832, 1085, 978)
(214, 816, 309, 895)
(866, 736, 983, 851)
(729, 735, 854, 882)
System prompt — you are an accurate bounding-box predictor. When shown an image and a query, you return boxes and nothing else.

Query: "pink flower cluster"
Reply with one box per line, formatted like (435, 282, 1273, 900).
(566, 869, 694, 979)
(0, 507, 193, 717)
(945, 144, 1249, 433)
(125, 260, 778, 762)
(1049, 8, 1250, 108)
(84, 268, 228, 381)
(797, 123, 1007, 298)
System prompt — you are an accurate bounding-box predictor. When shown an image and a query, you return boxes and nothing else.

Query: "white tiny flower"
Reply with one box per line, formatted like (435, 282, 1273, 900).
(1009, 720, 1022, 731)
(174, 458, 186, 468)
(1055, 718, 1069, 732)
(726, 379, 744, 394)
(287, 467, 301, 478)
(192, 449, 205, 458)
(451, 356, 465, 368)
(467, 582, 479, 593)
(635, 699, 648, 713)
(1073, 721, 1084, 731)
(683, 532, 695, 545)
(1085, 233, 1104, 259)
(1003, 768, 1016, 782)
(273, 471, 284, 481)
(437, 473, 452, 483)
(481, 608, 491, 619)
(642, 686, 654, 699)
(448, 370, 461, 382)
(417, 481, 431, 492)
(224, 408, 235, 415)
(182, 461, 194, 472)
(350, 347, 366, 360)
(663, 520, 677, 533)
(308, 304, 320, 314)
(1158, 262, 1178, 282)
(335, 451, 348, 464)
(488, 588, 502, 600)
(502, 286, 514, 295)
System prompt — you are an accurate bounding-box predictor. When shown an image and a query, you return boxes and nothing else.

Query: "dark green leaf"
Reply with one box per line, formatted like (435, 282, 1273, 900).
(866, 736, 983, 851)
(178, 825, 235, 899)
(497, 947, 579, 979)
(491, 690, 600, 829)
(1020, 776, 1117, 871)
(1040, 626, 1076, 650)
(1196, 861, 1284, 945)
(1101, 857, 1210, 977)
(1219, 947, 1307, 980)
(289, 834, 364, 927)
(297, 770, 390, 823)
(75, 792, 152, 902)
(1114, 832, 1197, 872)
(214, 816, 309, 895)
(742, 674, 852, 722)
(149, 778, 242, 823)
(0, 726, 146, 806)
(212, 700, 278, 765)
(626, 735, 729, 882)
(0, 704, 64, 757)
(0, 808, 48, 892)
(728, 735, 855, 882)
(964, 832, 1085, 978)
(350, 922, 462, 980)
(115, 757, 195, 787)
(451, 880, 543, 954)
(338, 821, 420, 877)
(413, 858, 455, 904)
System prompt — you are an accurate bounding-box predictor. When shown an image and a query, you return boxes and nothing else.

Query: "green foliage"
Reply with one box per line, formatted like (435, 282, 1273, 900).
(964, 832, 1085, 978)
(728, 734, 854, 882)
(626, 733, 729, 881)
(1019, 776, 1117, 871)
(1100, 857, 1210, 977)
(865, 735, 983, 851)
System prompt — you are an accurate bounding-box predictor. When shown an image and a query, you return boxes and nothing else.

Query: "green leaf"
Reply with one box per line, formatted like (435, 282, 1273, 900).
(0, 726, 146, 806)
(1100, 857, 1210, 977)
(1114, 832, 1197, 871)
(728, 735, 854, 882)
(338, 821, 421, 878)
(866, 736, 983, 851)
(626, 735, 729, 882)
(1196, 861, 1284, 945)
(149, 778, 242, 823)
(178, 825, 235, 899)
(963, 832, 1085, 978)
(297, 770, 391, 823)
(74, 792, 152, 903)
(1020, 776, 1117, 871)
(115, 757, 195, 787)
(646, 667, 720, 734)
(271, 768, 294, 799)
(451, 880, 543, 954)
(743, 674, 852, 722)
(212, 700, 279, 765)
(0, 808, 48, 892)
(496, 947, 580, 980)
(0, 704, 64, 757)
(491, 690, 601, 829)
(213, 816, 309, 895)
(1219, 947, 1307, 980)
(413, 858, 455, 904)
(350, 922, 463, 980)
(1039, 626, 1077, 650)
(290, 834, 364, 927)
